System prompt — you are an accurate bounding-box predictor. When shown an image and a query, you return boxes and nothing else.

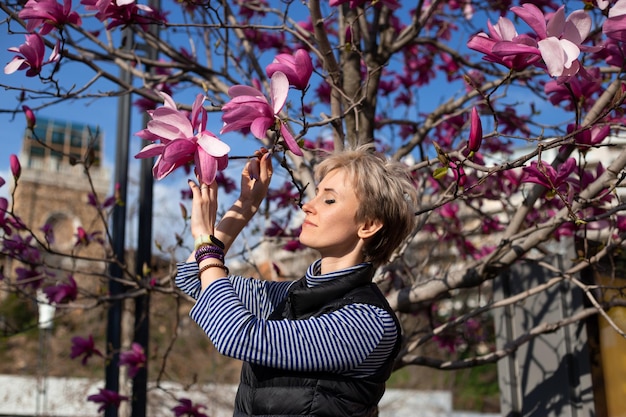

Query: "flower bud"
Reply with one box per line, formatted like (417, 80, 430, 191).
(467, 107, 483, 154)
(10, 154, 21, 180)
(22, 105, 36, 130)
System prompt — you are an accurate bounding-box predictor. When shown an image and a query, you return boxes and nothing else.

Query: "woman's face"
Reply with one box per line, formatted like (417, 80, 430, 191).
(299, 168, 365, 260)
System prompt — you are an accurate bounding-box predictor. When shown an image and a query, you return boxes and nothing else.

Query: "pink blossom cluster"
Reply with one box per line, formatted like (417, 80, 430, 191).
(135, 48, 313, 184)
(4, 0, 164, 77)
(468, 1, 626, 81)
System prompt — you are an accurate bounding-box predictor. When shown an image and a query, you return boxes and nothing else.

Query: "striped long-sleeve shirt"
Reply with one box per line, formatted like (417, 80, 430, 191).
(175, 260, 398, 378)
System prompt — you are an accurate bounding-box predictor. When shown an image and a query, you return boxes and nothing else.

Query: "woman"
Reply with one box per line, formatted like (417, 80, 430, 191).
(176, 146, 417, 417)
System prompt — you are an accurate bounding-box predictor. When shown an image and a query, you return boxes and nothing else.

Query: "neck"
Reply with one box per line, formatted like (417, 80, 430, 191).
(319, 255, 365, 275)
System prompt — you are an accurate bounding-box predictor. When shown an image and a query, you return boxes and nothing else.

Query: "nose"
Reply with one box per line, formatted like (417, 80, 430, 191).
(301, 196, 316, 214)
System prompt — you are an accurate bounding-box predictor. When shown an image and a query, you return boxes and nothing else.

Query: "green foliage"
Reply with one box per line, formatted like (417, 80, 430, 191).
(452, 364, 500, 411)
(0, 292, 38, 337)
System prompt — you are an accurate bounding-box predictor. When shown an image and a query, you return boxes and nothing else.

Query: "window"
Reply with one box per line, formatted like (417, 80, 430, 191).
(51, 129, 65, 145)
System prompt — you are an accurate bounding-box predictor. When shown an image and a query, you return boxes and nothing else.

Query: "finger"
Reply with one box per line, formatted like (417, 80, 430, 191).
(248, 158, 260, 180)
(259, 152, 273, 182)
(188, 179, 201, 196)
(208, 180, 218, 200)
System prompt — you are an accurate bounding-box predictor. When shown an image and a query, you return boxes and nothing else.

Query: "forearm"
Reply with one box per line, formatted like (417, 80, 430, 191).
(185, 197, 259, 264)
(214, 197, 259, 254)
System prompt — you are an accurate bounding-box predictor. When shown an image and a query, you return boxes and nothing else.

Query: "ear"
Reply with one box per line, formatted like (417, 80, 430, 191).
(358, 218, 383, 240)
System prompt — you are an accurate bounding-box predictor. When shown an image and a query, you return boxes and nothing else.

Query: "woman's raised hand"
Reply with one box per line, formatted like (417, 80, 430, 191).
(188, 179, 218, 240)
(240, 148, 273, 211)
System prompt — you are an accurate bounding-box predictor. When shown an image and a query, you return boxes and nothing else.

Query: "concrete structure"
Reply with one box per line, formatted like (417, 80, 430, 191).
(0, 375, 498, 417)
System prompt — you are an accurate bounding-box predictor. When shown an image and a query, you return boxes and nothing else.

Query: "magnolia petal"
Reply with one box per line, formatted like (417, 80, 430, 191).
(225, 94, 270, 107)
(135, 128, 168, 143)
(280, 123, 303, 156)
(559, 38, 581, 69)
(148, 109, 194, 139)
(147, 120, 188, 141)
(466, 34, 495, 55)
(216, 154, 229, 171)
(157, 91, 177, 109)
(511, 3, 547, 39)
(47, 40, 61, 64)
(250, 116, 274, 140)
(228, 85, 264, 98)
(609, 0, 626, 18)
(197, 132, 230, 157)
(556, 158, 577, 184)
(492, 41, 540, 57)
(546, 6, 566, 38)
(221, 105, 268, 134)
(152, 155, 177, 180)
(194, 148, 218, 185)
(190, 93, 206, 133)
(493, 17, 517, 41)
(135, 143, 165, 159)
(564, 10, 591, 44)
(4, 57, 26, 75)
(604, 14, 626, 41)
(161, 139, 196, 163)
(270, 71, 289, 115)
(538, 37, 566, 76)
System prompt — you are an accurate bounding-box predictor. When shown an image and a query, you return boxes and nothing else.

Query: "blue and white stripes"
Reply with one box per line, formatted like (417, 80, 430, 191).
(175, 261, 398, 378)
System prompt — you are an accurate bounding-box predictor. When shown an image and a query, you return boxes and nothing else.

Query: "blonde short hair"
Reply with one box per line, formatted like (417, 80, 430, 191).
(314, 145, 417, 267)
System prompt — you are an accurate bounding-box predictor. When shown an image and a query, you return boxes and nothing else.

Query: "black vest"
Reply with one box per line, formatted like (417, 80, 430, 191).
(233, 264, 402, 417)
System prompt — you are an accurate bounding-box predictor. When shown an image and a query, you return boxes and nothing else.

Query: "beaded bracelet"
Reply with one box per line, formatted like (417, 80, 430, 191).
(198, 263, 229, 277)
(196, 252, 224, 263)
(195, 244, 224, 263)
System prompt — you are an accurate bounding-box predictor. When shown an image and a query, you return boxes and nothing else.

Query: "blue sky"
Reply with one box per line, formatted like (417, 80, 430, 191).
(0, 1, 577, 257)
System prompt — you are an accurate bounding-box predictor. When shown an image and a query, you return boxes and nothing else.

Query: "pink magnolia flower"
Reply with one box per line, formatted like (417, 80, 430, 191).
(603, 0, 626, 42)
(467, 107, 483, 154)
(172, 398, 209, 417)
(23, 105, 36, 129)
(19, 0, 82, 35)
(10, 155, 21, 180)
(449, 161, 467, 187)
(119, 342, 146, 378)
(4, 33, 60, 77)
(87, 192, 116, 210)
(544, 67, 602, 111)
(80, 0, 165, 31)
(70, 334, 103, 366)
(135, 92, 230, 185)
(467, 16, 541, 70)
(509, 4, 595, 78)
(75, 226, 103, 247)
(87, 388, 128, 413)
(41, 223, 55, 244)
(16, 266, 43, 289)
(221, 72, 303, 156)
(569, 124, 610, 153)
(522, 158, 576, 191)
(266, 49, 313, 90)
(329, 0, 400, 10)
(44, 275, 78, 304)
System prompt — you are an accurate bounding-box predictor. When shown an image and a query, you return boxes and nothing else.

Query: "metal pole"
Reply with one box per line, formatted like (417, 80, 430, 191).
(131, 130, 153, 417)
(105, 27, 133, 417)
(132, 5, 158, 414)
